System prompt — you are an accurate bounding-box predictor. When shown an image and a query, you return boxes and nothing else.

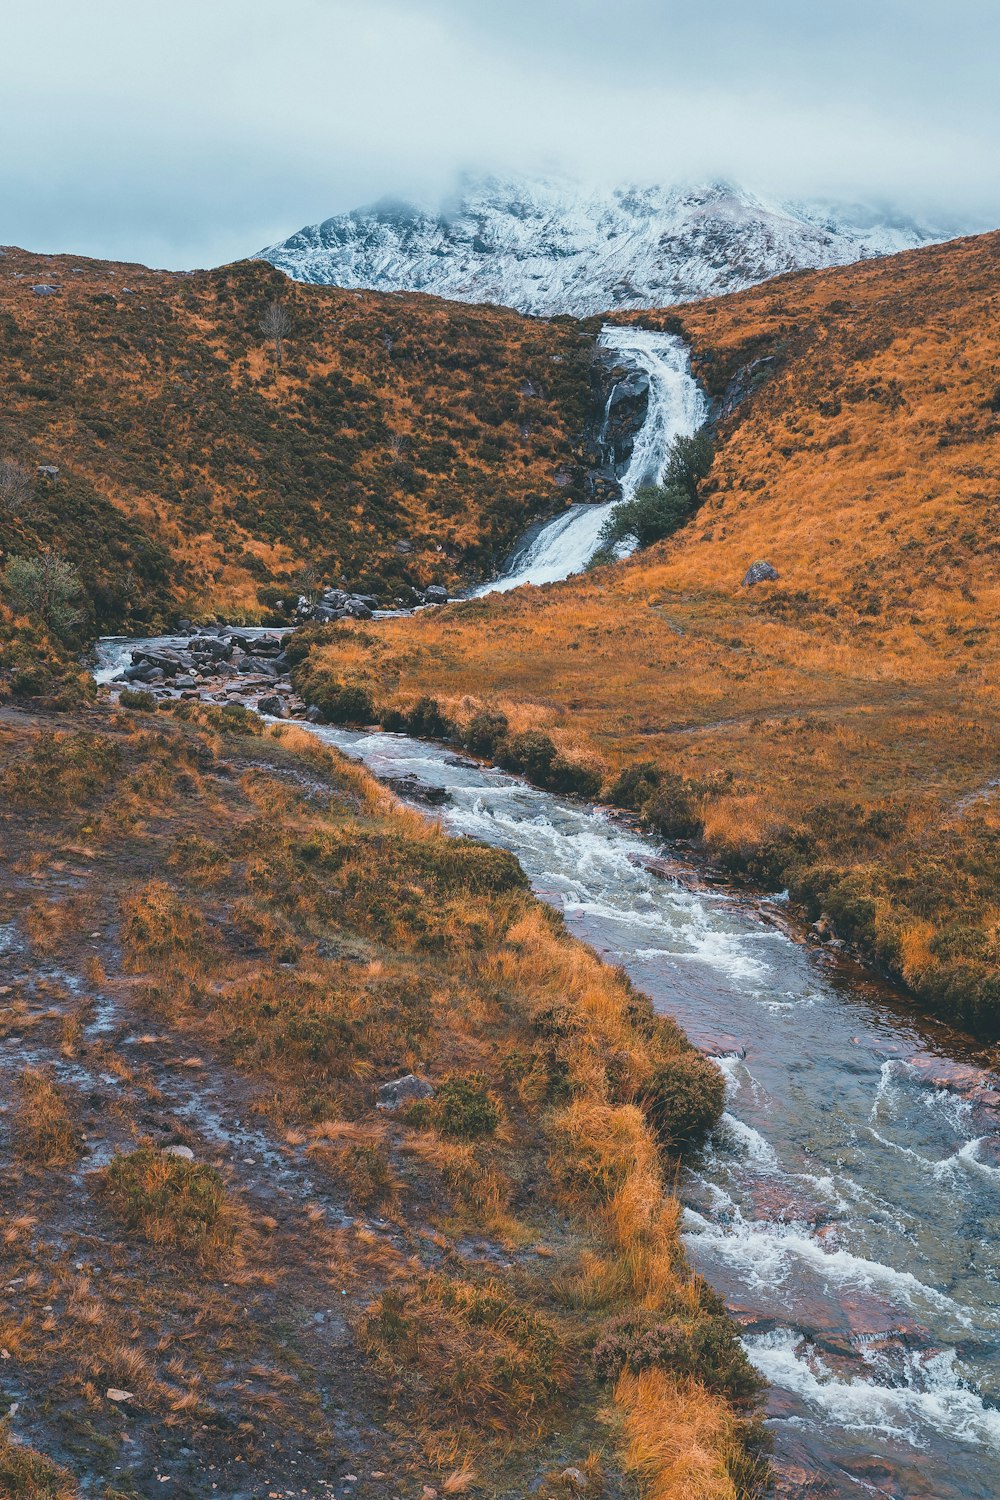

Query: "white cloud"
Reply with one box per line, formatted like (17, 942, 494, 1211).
(1, 0, 996, 266)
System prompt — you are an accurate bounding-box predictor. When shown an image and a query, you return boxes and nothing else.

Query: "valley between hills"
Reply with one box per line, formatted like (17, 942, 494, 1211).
(0, 224, 998, 1500)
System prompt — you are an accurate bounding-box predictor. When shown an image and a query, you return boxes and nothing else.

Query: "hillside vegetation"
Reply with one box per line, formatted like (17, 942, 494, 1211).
(291, 231, 1000, 1032)
(0, 245, 595, 630)
(0, 702, 765, 1499)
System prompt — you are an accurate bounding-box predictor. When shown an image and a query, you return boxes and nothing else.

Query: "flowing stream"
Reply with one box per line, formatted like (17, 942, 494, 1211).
(296, 729, 1000, 1499)
(90, 324, 1000, 1494)
(87, 660, 1000, 1497)
(473, 325, 707, 593)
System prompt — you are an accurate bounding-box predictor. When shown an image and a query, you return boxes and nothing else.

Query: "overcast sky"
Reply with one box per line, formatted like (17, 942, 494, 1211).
(4, 0, 998, 268)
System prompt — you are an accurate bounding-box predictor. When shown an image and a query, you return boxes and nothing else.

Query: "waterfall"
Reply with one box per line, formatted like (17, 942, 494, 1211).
(474, 325, 707, 596)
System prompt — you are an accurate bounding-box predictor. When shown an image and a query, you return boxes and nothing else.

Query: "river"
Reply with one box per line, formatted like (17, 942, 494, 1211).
(296, 726, 1000, 1499)
(90, 322, 1000, 1495)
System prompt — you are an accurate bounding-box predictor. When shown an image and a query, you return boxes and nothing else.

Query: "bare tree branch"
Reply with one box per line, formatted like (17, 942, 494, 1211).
(260, 300, 293, 368)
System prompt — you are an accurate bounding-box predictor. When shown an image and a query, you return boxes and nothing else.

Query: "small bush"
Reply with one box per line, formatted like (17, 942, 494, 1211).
(463, 708, 509, 759)
(593, 1310, 763, 1401)
(644, 774, 701, 839)
(607, 761, 661, 811)
(102, 1146, 233, 1254)
(642, 1054, 725, 1149)
(118, 686, 158, 711)
(547, 753, 602, 799)
(326, 683, 375, 724)
(497, 729, 557, 783)
(410, 1073, 501, 1139)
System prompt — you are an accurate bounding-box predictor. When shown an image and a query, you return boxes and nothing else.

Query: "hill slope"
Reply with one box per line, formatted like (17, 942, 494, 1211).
(0, 246, 595, 631)
(291, 230, 1000, 1030)
(259, 175, 960, 316)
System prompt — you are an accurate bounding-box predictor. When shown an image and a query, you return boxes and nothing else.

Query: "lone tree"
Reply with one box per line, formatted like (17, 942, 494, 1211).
(0, 553, 86, 642)
(260, 299, 293, 368)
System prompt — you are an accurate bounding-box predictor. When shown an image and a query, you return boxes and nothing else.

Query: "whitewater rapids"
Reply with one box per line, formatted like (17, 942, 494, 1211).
(474, 325, 707, 594)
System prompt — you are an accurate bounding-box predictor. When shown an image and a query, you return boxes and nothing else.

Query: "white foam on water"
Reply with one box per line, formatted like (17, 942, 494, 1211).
(745, 1328, 1000, 1449)
(475, 326, 707, 594)
(684, 1210, 972, 1324)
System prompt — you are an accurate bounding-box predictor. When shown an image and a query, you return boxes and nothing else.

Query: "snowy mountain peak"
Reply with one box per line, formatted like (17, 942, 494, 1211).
(257, 176, 964, 317)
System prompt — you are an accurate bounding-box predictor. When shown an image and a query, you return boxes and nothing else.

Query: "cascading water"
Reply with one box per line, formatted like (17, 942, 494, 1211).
(474, 325, 707, 594)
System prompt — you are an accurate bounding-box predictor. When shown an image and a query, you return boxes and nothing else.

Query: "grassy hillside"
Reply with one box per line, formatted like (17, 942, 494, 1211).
(289, 231, 1000, 1032)
(0, 702, 765, 1499)
(0, 245, 596, 629)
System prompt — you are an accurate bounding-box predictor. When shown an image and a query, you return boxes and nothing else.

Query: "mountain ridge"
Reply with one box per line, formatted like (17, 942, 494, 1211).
(258, 175, 969, 316)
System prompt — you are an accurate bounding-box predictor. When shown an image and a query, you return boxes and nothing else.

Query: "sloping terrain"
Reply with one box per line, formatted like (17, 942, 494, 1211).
(290, 230, 1000, 1030)
(0, 245, 595, 630)
(0, 702, 765, 1499)
(260, 175, 959, 317)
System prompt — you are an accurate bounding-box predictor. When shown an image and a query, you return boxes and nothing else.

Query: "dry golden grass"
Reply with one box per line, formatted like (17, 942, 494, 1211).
(13, 1069, 81, 1168)
(294, 230, 1000, 1030)
(0, 705, 763, 1496)
(0, 244, 595, 624)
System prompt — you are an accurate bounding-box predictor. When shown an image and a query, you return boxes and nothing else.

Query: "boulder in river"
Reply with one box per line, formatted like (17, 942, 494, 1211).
(257, 695, 286, 717)
(424, 585, 449, 604)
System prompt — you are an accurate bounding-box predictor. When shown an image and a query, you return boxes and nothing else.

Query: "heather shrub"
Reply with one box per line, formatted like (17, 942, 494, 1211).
(643, 773, 701, 838)
(118, 686, 158, 711)
(607, 760, 662, 811)
(593, 1310, 763, 1401)
(463, 707, 509, 758)
(409, 1073, 501, 1139)
(642, 1054, 725, 1149)
(102, 1146, 233, 1254)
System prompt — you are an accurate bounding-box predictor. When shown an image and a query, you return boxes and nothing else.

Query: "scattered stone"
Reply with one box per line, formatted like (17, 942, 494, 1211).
(376, 1074, 434, 1112)
(162, 1144, 195, 1161)
(424, 585, 448, 604)
(386, 774, 450, 807)
(305, 705, 323, 723)
(561, 1469, 588, 1493)
(257, 695, 286, 718)
(36, 464, 60, 479)
(32, 284, 60, 296)
(106, 1388, 134, 1402)
(741, 559, 779, 587)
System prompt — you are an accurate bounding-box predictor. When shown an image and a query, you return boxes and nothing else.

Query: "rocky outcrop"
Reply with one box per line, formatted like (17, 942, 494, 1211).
(742, 560, 780, 587)
(582, 348, 651, 503)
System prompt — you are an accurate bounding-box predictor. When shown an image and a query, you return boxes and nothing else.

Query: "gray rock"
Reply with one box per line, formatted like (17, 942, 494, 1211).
(742, 560, 779, 587)
(188, 634, 232, 659)
(257, 695, 285, 717)
(376, 1074, 434, 1111)
(305, 705, 324, 723)
(343, 600, 372, 619)
(162, 1144, 195, 1161)
(424, 584, 449, 604)
(32, 284, 60, 296)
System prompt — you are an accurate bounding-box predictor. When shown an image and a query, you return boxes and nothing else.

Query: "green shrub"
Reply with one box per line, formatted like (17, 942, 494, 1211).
(410, 1073, 501, 1139)
(642, 1053, 725, 1149)
(644, 773, 701, 838)
(463, 708, 509, 759)
(118, 687, 158, 711)
(102, 1146, 231, 1252)
(497, 729, 557, 783)
(607, 761, 662, 810)
(547, 754, 602, 799)
(593, 1310, 763, 1401)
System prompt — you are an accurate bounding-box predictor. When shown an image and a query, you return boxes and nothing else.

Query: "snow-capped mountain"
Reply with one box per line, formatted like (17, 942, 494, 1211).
(256, 177, 963, 317)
